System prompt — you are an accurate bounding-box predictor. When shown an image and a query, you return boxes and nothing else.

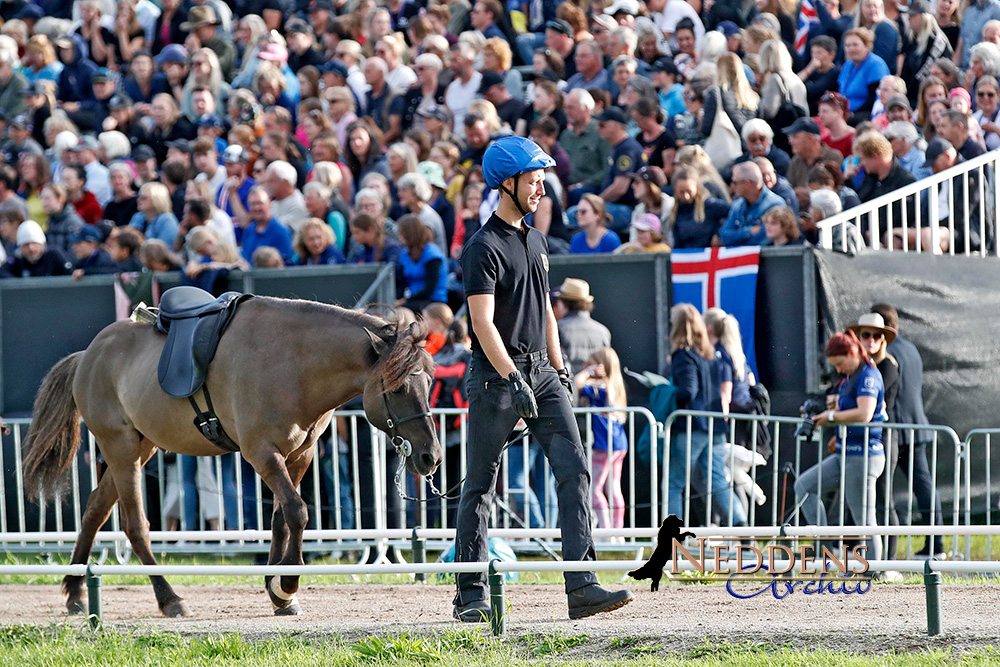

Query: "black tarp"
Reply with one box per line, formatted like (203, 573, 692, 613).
(815, 249, 1000, 518)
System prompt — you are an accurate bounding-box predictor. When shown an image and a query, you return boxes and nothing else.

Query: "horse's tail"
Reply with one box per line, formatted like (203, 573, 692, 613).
(22, 352, 83, 500)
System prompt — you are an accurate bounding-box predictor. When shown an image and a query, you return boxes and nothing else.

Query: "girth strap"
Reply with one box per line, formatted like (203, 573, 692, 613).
(187, 384, 240, 453)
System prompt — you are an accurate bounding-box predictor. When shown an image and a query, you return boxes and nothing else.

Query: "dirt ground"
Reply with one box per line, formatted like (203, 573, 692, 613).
(1, 582, 998, 655)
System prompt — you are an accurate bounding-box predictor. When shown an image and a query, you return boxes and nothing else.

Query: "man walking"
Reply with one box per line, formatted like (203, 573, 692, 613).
(455, 136, 634, 622)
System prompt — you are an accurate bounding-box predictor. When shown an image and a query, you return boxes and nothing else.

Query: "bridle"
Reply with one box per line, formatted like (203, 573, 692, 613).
(378, 375, 456, 502)
(378, 372, 528, 503)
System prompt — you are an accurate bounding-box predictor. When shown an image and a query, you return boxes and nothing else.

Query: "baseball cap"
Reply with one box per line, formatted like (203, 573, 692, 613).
(258, 43, 288, 62)
(109, 94, 133, 110)
(544, 19, 573, 37)
(416, 104, 451, 123)
(478, 70, 504, 94)
(285, 18, 313, 35)
(222, 145, 249, 164)
(604, 0, 639, 15)
(72, 225, 103, 244)
(166, 139, 191, 152)
(886, 94, 911, 111)
(10, 114, 32, 130)
(899, 0, 931, 13)
(54, 35, 73, 50)
(922, 137, 954, 168)
(652, 57, 679, 75)
(70, 135, 100, 152)
(154, 44, 188, 66)
(131, 145, 155, 161)
(782, 117, 821, 135)
(595, 107, 628, 125)
(632, 213, 662, 234)
(319, 60, 349, 78)
(717, 20, 741, 37)
(308, 0, 334, 11)
(92, 68, 114, 83)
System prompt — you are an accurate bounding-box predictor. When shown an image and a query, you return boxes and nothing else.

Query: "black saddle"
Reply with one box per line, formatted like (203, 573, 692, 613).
(156, 286, 254, 399)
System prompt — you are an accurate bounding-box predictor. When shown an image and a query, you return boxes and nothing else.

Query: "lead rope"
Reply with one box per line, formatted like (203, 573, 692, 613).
(391, 427, 528, 503)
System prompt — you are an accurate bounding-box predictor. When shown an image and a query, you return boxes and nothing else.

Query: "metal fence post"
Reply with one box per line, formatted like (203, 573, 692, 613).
(924, 560, 942, 636)
(489, 559, 506, 636)
(86, 563, 102, 630)
(411, 526, 425, 583)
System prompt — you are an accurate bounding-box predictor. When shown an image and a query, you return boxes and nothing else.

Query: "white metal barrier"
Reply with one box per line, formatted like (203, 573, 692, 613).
(816, 148, 1000, 256)
(661, 410, 964, 558)
(0, 525, 993, 637)
(0, 406, 660, 557)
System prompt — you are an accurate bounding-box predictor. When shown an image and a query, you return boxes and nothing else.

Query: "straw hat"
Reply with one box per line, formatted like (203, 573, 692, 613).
(553, 278, 594, 303)
(848, 312, 896, 344)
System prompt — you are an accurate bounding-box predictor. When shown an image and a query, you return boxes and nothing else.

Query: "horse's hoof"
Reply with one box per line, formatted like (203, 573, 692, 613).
(162, 600, 191, 618)
(274, 602, 302, 616)
(66, 599, 86, 615)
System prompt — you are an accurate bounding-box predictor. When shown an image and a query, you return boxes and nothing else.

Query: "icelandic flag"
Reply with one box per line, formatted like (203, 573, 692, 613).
(671, 247, 761, 375)
(795, 0, 819, 56)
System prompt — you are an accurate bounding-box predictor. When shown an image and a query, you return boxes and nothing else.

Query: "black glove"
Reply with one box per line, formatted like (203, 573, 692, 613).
(556, 367, 574, 398)
(506, 370, 538, 419)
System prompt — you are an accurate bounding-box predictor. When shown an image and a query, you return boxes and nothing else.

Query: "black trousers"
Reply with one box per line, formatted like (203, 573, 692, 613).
(454, 351, 598, 604)
(875, 431, 899, 559)
(897, 440, 945, 551)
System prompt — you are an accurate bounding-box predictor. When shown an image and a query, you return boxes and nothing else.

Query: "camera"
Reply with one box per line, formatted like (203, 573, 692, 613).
(793, 398, 828, 440)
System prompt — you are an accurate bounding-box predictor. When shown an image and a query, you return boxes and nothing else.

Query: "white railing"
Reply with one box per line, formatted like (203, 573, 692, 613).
(0, 525, 994, 637)
(816, 149, 1000, 256)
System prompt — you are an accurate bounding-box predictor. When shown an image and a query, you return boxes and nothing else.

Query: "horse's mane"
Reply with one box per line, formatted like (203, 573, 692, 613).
(267, 297, 433, 392)
(376, 320, 433, 392)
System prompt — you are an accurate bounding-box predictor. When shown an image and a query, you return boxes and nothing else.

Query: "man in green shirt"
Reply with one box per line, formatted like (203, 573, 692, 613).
(560, 89, 612, 206)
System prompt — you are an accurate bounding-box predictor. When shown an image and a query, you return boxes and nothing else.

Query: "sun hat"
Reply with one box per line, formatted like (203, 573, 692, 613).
(553, 277, 595, 303)
(848, 312, 897, 344)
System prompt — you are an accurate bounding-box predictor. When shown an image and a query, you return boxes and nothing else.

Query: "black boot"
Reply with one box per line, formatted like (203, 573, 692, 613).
(567, 584, 634, 620)
(453, 597, 492, 623)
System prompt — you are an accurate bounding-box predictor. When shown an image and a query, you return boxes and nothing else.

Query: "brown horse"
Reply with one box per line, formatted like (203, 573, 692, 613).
(22, 297, 442, 617)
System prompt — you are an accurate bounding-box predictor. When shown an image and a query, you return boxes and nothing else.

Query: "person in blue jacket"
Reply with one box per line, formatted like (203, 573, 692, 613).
(838, 28, 890, 122)
(395, 214, 447, 312)
(239, 186, 293, 264)
(667, 303, 747, 527)
(55, 33, 97, 104)
(795, 329, 887, 563)
(719, 161, 785, 246)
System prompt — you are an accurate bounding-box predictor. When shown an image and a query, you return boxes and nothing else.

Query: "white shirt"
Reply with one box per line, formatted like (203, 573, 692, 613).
(446, 71, 483, 136)
(270, 189, 309, 234)
(195, 166, 227, 201)
(83, 161, 113, 208)
(347, 66, 369, 113)
(654, 0, 705, 51)
(386, 65, 417, 95)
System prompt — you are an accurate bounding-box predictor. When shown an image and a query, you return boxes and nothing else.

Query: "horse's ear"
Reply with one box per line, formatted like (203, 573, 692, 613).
(364, 328, 390, 357)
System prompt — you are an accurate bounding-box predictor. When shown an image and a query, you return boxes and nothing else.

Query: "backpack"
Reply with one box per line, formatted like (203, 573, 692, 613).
(430, 358, 469, 429)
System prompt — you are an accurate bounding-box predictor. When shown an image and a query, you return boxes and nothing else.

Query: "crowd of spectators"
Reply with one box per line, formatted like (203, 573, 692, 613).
(1, 0, 997, 288)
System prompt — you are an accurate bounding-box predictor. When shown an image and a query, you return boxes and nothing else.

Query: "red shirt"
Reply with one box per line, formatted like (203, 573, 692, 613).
(823, 129, 856, 161)
(72, 191, 104, 225)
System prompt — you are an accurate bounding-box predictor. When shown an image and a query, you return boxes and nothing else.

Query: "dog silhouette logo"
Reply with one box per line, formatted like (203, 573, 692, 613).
(628, 515, 695, 591)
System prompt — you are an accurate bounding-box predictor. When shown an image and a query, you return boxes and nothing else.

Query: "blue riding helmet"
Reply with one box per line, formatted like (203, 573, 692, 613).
(482, 136, 556, 190)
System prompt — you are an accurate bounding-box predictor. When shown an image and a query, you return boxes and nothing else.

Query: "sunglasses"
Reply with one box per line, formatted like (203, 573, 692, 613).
(978, 91, 998, 98)
(859, 331, 884, 340)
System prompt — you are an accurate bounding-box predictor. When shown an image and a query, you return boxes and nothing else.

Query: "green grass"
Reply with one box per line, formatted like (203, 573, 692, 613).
(1, 626, 1000, 666)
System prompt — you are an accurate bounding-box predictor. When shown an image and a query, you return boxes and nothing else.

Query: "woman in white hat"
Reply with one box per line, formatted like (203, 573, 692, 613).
(849, 311, 901, 574)
(0, 220, 72, 278)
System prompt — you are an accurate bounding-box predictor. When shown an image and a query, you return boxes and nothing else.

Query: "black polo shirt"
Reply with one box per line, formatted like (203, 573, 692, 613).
(461, 213, 550, 357)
